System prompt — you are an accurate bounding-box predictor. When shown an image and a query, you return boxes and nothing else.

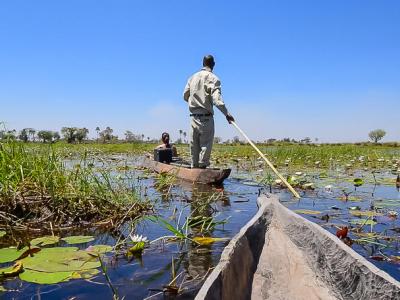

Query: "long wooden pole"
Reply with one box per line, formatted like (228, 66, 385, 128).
(231, 121, 300, 198)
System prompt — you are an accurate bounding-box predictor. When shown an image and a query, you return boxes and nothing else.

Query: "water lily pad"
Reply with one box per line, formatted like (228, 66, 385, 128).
(293, 209, 322, 215)
(319, 172, 328, 178)
(71, 268, 100, 279)
(0, 247, 30, 263)
(0, 261, 23, 278)
(350, 219, 377, 226)
(302, 183, 315, 190)
(39, 247, 79, 253)
(349, 206, 361, 210)
(22, 247, 100, 272)
(19, 269, 73, 284)
(61, 235, 94, 245)
(241, 181, 260, 186)
(31, 235, 60, 246)
(287, 176, 298, 185)
(353, 178, 364, 187)
(350, 211, 382, 217)
(374, 200, 400, 208)
(24, 259, 101, 273)
(341, 196, 362, 202)
(86, 245, 113, 254)
(0, 231, 6, 238)
(193, 237, 229, 245)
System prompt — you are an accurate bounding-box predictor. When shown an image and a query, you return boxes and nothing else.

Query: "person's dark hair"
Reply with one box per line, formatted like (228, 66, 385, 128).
(203, 55, 215, 69)
(161, 132, 169, 141)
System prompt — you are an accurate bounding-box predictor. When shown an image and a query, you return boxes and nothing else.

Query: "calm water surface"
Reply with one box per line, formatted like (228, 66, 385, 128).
(1, 156, 399, 299)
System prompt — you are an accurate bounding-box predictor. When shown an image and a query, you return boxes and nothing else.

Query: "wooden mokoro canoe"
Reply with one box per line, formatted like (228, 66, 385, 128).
(196, 194, 400, 300)
(142, 157, 231, 185)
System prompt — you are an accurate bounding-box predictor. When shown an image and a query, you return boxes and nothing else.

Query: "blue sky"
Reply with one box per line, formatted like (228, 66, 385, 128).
(0, 0, 399, 142)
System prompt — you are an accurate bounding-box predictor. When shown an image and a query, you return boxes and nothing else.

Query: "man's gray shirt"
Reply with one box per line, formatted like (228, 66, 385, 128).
(183, 67, 229, 116)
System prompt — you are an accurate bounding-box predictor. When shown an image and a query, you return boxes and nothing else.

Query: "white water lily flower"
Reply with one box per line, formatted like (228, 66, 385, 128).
(377, 158, 385, 162)
(315, 161, 320, 165)
(388, 211, 398, 217)
(130, 234, 148, 243)
(295, 172, 303, 176)
(324, 185, 332, 192)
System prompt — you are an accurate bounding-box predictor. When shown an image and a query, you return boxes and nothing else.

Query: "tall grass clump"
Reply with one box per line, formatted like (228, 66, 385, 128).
(0, 140, 150, 229)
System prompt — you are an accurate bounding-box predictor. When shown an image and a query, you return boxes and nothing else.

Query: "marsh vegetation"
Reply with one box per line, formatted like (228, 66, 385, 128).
(0, 139, 399, 298)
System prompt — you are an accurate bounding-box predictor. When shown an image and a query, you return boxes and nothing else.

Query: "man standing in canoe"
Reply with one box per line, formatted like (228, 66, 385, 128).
(183, 55, 235, 168)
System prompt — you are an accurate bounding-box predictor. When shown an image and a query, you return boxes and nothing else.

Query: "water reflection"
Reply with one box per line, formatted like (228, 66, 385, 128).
(185, 184, 215, 281)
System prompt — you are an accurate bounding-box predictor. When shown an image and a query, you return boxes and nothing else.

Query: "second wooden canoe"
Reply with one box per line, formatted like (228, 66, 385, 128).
(196, 194, 400, 300)
(142, 157, 231, 185)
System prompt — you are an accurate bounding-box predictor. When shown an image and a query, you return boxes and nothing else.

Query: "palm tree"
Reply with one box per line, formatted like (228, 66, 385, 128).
(183, 131, 187, 143)
(179, 129, 183, 143)
(95, 127, 100, 142)
(27, 128, 36, 142)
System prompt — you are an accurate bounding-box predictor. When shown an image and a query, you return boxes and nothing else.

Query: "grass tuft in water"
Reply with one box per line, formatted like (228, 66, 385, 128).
(0, 140, 150, 230)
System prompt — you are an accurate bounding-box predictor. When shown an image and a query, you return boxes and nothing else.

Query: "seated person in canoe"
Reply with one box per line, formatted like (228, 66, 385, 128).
(156, 132, 178, 157)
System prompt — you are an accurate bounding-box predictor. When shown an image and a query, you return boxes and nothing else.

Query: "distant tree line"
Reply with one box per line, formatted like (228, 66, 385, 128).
(0, 126, 157, 144)
(0, 126, 391, 145)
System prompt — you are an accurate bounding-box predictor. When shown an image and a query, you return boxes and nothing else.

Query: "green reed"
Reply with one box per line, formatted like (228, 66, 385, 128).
(0, 140, 150, 228)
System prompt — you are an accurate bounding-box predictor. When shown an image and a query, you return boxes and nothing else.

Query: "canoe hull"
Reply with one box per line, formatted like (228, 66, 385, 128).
(143, 157, 231, 185)
(196, 194, 400, 300)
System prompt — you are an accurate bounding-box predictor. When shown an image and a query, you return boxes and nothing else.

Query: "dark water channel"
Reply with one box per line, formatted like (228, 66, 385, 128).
(1, 155, 400, 299)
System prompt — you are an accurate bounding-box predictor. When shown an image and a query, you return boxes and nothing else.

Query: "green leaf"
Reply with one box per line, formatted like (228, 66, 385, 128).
(287, 176, 298, 186)
(0, 231, 6, 238)
(302, 183, 315, 190)
(193, 237, 228, 245)
(349, 206, 361, 210)
(26, 260, 101, 273)
(350, 219, 377, 225)
(19, 269, 73, 284)
(354, 178, 364, 187)
(38, 246, 79, 253)
(128, 241, 145, 254)
(0, 261, 23, 278)
(86, 245, 113, 254)
(31, 235, 60, 246)
(61, 235, 94, 245)
(0, 247, 29, 263)
(350, 211, 382, 217)
(71, 268, 100, 279)
(242, 181, 259, 186)
(0, 285, 6, 292)
(22, 247, 100, 272)
(293, 209, 322, 215)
